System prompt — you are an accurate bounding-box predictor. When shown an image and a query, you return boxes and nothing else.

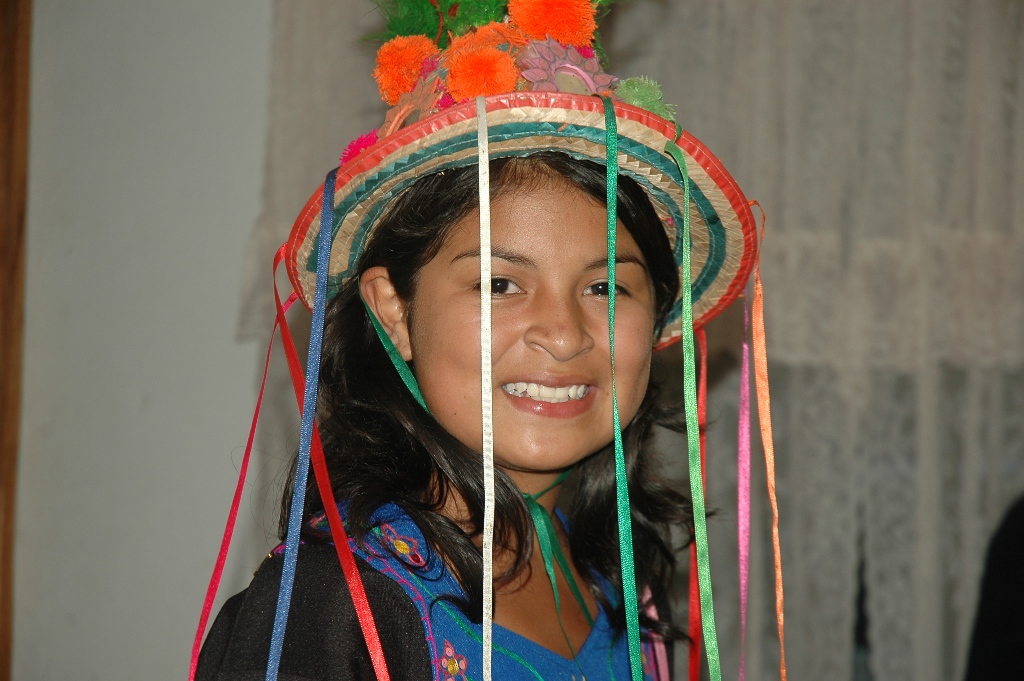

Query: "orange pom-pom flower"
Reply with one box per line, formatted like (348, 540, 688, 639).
(473, 21, 530, 50)
(508, 0, 597, 46)
(445, 22, 526, 62)
(373, 35, 440, 106)
(445, 47, 520, 102)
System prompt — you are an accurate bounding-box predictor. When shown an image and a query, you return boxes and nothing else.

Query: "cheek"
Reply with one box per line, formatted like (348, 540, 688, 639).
(409, 297, 484, 443)
(616, 313, 655, 414)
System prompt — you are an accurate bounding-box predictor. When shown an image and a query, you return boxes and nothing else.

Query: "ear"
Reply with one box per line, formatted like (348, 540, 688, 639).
(360, 266, 413, 361)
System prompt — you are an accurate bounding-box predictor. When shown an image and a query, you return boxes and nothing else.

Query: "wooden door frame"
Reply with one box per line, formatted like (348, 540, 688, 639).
(0, 0, 30, 677)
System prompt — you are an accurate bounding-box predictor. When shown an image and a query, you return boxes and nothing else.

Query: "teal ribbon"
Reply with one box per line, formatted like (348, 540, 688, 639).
(522, 471, 594, 631)
(362, 299, 428, 411)
(601, 96, 643, 681)
(665, 138, 722, 681)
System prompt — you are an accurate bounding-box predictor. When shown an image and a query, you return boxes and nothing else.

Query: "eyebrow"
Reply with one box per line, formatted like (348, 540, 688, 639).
(582, 254, 648, 272)
(451, 247, 536, 267)
(451, 248, 648, 272)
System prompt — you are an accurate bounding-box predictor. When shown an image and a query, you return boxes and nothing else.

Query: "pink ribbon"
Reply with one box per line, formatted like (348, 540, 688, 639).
(738, 296, 751, 681)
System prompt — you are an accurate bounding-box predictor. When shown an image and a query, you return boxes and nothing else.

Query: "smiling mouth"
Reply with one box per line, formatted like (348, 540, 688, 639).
(501, 382, 591, 403)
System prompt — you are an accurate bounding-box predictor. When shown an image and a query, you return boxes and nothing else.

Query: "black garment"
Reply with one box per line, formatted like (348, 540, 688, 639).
(963, 495, 1024, 681)
(196, 543, 431, 681)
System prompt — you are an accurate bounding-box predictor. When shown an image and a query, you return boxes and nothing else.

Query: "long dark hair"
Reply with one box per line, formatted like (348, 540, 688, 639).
(283, 152, 693, 638)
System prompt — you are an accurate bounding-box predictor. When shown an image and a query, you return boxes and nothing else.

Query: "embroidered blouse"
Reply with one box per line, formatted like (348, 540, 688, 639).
(197, 503, 665, 681)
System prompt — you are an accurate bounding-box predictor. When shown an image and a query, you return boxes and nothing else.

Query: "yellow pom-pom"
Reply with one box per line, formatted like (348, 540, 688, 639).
(445, 47, 520, 102)
(508, 0, 597, 46)
(373, 35, 439, 106)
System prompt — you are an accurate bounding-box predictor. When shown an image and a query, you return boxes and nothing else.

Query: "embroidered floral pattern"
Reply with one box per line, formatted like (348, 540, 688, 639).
(438, 640, 468, 681)
(382, 523, 427, 567)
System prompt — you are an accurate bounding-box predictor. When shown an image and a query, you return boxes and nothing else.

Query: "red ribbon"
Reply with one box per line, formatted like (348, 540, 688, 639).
(188, 291, 296, 680)
(687, 328, 709, 681)
(272, 246, 392, 681)
(187, 248, 392, 681)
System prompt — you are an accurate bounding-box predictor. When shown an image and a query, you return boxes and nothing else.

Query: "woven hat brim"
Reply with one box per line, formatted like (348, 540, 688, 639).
(284, 92, 757, 344)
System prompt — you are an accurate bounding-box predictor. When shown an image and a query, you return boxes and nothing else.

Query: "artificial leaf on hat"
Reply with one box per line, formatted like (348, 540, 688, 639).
(616, 76, 676, 122)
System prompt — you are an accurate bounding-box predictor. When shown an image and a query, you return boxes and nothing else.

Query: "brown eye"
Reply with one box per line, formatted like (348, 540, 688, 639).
(585, 281, 628, 297)
(491, 278, 522, 295)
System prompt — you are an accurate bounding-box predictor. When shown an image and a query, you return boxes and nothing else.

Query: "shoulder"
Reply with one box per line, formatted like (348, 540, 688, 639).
(196, 542, 432, 681)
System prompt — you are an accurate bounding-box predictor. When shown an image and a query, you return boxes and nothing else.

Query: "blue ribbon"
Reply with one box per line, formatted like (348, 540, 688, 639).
(265, 169, 337, 680)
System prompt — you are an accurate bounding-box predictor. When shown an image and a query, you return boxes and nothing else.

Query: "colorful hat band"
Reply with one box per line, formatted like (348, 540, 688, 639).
(285, 93, 756, 341)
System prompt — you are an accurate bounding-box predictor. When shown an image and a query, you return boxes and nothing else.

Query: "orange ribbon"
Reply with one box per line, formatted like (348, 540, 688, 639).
(749, 201, 787, 680)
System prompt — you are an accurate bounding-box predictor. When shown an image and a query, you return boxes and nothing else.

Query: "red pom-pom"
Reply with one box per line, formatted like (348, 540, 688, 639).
(508, 0, 597, 46)
(373, 35, 440, 106)
(445, 47, 520, 102)
(340, 129, 378, 166)
(576, 45, 596, 59)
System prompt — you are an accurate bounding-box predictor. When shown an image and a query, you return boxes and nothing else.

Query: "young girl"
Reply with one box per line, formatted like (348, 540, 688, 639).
(193, 2, 759, 680)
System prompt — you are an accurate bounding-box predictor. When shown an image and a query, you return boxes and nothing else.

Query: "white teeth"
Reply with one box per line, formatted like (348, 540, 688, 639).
(501, 382, 590, 403)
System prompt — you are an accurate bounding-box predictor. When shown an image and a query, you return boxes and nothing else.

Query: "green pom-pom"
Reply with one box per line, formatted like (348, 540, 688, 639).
(444, 0, 508, 36)
(371, 0, 512, 46)
(616, 76, 676, 122)
(374, 0, 442, 41)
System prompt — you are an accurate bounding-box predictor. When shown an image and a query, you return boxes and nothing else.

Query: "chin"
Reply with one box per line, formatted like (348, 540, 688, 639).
(494, 446, 602, 475)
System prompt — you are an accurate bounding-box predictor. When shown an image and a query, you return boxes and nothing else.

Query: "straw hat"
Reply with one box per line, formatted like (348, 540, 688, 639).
(283, 2, 756, 346)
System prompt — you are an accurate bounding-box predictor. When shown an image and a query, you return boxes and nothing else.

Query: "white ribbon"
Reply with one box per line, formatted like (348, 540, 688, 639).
(475, 96, 495, 681)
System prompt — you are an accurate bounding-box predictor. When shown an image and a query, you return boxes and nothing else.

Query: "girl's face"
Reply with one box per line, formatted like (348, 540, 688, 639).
(371, 179, 657, 493)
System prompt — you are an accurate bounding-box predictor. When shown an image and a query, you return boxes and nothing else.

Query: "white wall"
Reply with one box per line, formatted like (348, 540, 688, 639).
(16, 2, 273, 678)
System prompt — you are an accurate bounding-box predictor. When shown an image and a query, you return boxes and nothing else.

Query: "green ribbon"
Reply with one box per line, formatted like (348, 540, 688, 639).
(665, 138, 722, 681)
(522, 471, 595, 632)
(601, 96, 643, 681)
(362, 299, 428, 411)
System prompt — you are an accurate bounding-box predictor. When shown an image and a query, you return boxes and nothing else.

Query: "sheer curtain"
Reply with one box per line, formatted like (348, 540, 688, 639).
(238, 2, 1024, 680)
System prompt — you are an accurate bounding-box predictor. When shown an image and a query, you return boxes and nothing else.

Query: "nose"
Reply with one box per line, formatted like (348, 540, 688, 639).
(522, 288, 595, 361)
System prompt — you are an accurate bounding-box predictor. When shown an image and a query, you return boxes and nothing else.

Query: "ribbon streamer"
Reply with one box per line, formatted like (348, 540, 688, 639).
(601, 97, 644, 681)
(363, 299, 427, 409)
(475, 96, 497, 681)
(265, 169, 338, 680)
(523, 471, 594, 635)
(643, 594, 671, 681)
(749, 202, 787, 680)
(688, 328, 709, 681)
(665, 138, 722, 681)
(738, 295, 751, 681)
(187, 292, 298, 681)
(272, 247, 391, 681)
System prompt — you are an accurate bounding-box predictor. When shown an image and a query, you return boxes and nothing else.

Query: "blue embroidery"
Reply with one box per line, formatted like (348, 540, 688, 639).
(331, 503, 657, 681)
